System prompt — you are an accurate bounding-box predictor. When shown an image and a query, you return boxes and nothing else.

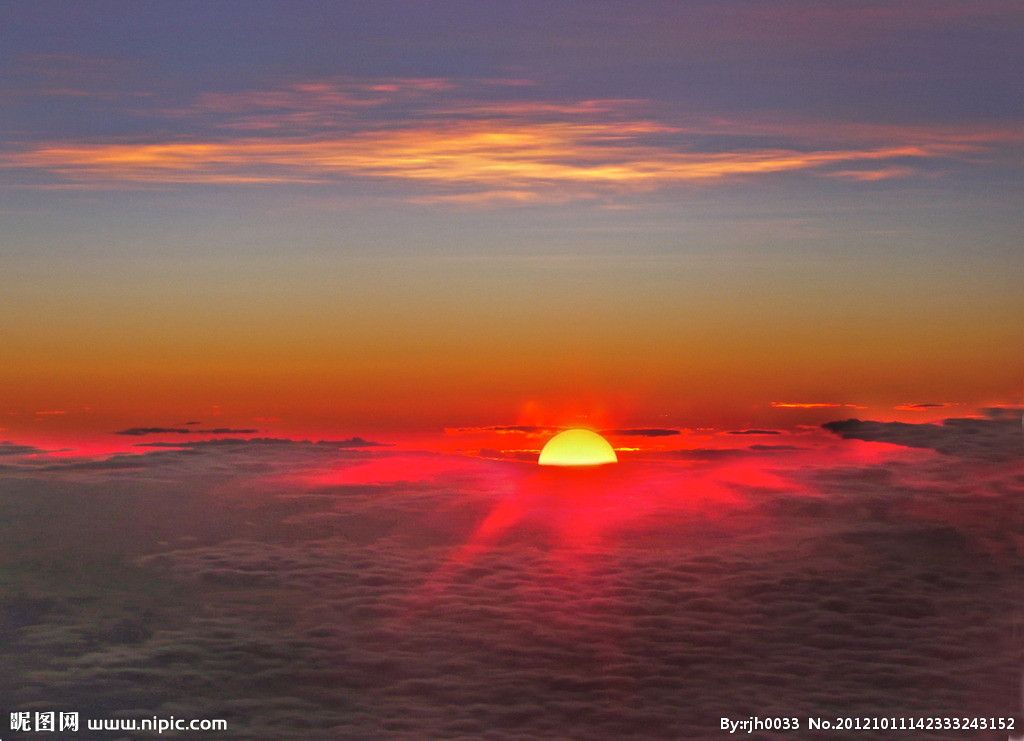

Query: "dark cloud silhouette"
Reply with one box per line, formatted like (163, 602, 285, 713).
(476, 448, 539, 462)
(981, 406, 1024, 420)
(602, 428, 680, 437)
(893, 402, 961, 412)
(115, 426, 259, 436)
(0, 442, 44, 456)
(727, 429, 781, 435)
(823, 413, 1022, 461)
(134, 436, 382, 449)
(662, 447, 748, 460)
(657, 444, 803, 460)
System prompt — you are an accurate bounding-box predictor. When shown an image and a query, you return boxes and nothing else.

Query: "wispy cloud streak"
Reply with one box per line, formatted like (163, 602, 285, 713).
(2, 124, 976, 195)
(3, 75, 1017, 201)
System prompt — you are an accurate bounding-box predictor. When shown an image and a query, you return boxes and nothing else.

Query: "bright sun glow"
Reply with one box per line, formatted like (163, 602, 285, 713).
(538, 428, 618, 467)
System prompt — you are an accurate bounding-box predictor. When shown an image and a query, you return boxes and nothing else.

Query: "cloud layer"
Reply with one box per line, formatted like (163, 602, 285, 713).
(824, 409, 1022, 461)
(5, 70, 1019, 202)
(0, 419, 1020, 738)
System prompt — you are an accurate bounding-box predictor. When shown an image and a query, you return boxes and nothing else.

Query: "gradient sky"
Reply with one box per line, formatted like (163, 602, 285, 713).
(2, 0, 1022, 439)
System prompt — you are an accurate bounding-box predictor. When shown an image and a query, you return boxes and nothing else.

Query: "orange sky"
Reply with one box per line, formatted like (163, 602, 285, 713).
(3, 243, 1020, 439)
(2, 4, 1022, 442)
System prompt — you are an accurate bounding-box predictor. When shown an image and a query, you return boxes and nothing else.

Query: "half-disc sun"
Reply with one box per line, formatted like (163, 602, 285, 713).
(538, 429, 618, 467)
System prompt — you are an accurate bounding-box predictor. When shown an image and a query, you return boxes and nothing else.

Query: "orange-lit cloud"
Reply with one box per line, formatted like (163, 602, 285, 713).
(7, 69, 1019, 201)
(157, 77, 540, 132)
(2, 121, 975, 198)
(171, 77, 458, 130)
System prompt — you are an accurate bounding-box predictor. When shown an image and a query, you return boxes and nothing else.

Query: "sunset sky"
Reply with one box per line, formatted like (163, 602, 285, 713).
(2, 0, 1022, 441)
(2, 4, 1023, 739)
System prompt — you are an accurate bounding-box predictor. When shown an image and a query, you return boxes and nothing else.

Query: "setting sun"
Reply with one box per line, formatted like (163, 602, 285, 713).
(537, 428, 618, 467)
